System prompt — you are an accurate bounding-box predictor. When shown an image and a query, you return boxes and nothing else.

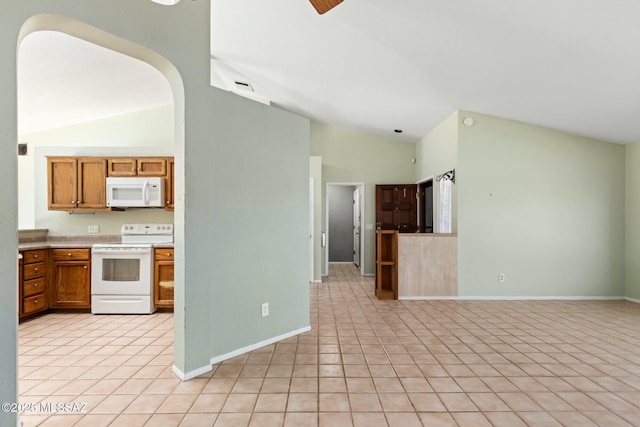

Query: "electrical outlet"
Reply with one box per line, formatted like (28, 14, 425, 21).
(261, 302, 269, 317)
(88, 225, 100, 234)
(499, 273, 505, 282)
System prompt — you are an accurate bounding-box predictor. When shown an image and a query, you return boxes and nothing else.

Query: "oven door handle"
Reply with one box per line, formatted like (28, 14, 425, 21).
(92, 248, 152, 255)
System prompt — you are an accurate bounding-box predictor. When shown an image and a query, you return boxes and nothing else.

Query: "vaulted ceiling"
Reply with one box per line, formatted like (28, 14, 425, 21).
(18, 0, 640, 145)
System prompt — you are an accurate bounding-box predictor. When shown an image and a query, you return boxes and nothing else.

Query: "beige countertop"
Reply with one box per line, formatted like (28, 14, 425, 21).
(153, 243, 174, 249)
(398, 233, 458, 237)
(18, 236, 174, 251)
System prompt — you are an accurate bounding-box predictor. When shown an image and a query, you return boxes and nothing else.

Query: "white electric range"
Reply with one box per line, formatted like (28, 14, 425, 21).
(91, 224, 173, 314)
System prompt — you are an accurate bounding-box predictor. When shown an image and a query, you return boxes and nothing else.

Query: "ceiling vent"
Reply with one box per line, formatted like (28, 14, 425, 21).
(150, 0, 180, 5)
(234, 81, 254, 92)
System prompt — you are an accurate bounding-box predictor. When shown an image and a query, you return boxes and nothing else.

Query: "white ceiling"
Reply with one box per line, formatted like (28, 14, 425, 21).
(18, 0, 640, 144)
(18, 31, 172, 135)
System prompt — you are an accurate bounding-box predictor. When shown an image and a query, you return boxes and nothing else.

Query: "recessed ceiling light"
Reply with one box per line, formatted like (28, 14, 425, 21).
(394, 129, 403, 133)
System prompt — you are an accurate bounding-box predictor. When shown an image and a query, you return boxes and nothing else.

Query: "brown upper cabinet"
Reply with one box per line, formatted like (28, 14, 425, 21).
(48, 156, 174, 211)
(107, 157, 167, 176)
(165, 158, 175, 210)
(375, 184, 418, 232)
(48, 157, 107, 210)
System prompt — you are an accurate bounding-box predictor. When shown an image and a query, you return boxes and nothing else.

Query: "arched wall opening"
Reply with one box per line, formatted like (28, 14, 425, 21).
(16, 12, 186, 374)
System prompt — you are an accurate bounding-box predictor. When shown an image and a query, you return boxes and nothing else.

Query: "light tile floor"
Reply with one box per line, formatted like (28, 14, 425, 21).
(18, 263, 640, 426)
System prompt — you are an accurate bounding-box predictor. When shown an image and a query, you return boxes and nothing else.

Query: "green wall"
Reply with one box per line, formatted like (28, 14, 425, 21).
(457, 112, 626, 297)
(310, 122, 416, 276)
(206, 101, 310, 356)
(415, 111, 459, 232)
(20, 105, 175, 233)
(310, 156, 323, 282)
(626, 143, 640, 299)
(3, 3, 311, 421)
(415, 111, 458, 182)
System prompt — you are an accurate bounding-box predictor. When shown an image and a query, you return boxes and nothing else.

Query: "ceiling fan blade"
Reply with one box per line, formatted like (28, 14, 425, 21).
(309, 0, 343, 14)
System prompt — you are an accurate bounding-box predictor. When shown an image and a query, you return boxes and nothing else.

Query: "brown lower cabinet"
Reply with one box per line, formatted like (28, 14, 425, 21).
(19, 249, 48, 318)
(375, 184, 417, 300)
(19, 246, 174, 317)
(50, 249, 91, 309)
(375, 230, 398, 300)
(154, 248, 174, 309)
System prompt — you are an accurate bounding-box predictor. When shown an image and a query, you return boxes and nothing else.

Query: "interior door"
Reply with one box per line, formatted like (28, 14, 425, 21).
(353, 187, 361, 267)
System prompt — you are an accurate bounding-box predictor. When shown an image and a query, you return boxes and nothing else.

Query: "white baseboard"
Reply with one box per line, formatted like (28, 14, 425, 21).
(171, 325, 312, 381)
(210, 325, 311, 366)
(172, 363, 212, 381)
(399, 295, 625, 301)
(625, 297, 640, 304)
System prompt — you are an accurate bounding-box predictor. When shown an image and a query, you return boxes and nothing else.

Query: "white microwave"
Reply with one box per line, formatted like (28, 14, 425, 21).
(106, 177, 165, 208)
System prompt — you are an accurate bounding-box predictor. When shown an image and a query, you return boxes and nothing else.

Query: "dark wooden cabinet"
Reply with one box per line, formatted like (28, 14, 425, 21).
(375, 184, 417, 300)
(50, 249, 91, 309)
(154, 248, 174, 308)
(375, 184, 417, 232)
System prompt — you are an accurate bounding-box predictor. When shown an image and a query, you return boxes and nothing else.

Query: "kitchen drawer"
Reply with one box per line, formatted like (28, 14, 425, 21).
(23, 249, 46, 264)
(23, 294, 46, 315)
(52, 248, 90, 261)
(23, 278, 46, 298)
(155, 249, 174, 260)
(23, 262, 46, 280)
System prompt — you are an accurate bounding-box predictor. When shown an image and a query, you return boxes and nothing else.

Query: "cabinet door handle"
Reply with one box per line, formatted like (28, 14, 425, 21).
(166, 253, 171, 256)
(84, 266, 88, 269)
(33, 254, 38, 258)
(67, 253, 72, 256)
(34, 267, 39, 272)
(33, 283, 39, 287)
(34, 300, 38, 304)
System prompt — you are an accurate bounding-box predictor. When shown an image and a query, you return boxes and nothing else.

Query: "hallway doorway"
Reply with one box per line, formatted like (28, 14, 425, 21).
(325, 182, 364, 277)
